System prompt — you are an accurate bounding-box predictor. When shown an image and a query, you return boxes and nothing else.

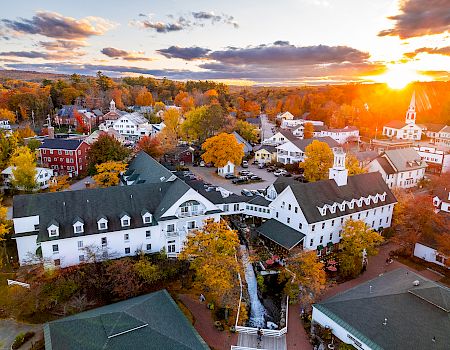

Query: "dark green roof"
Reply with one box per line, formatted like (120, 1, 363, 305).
(125, 151, 175, 184)
(257, 219, 305, 250)
(314, 268, 450, 350)
(44, 289, 209, 350)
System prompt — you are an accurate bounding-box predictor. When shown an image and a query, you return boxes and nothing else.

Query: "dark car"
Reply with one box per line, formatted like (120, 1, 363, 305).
(232, 176, 248, 184)
(239, 170, 250, 176)
(250, 175, 262, 181)
(241, 189, 253, 197)
(282, 173, 292, 177)
(266, 167, 276, 172)
(225, 173, 237, 179)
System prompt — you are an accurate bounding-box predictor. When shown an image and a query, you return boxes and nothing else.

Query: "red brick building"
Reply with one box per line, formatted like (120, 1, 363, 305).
(39, 138, 90, 177)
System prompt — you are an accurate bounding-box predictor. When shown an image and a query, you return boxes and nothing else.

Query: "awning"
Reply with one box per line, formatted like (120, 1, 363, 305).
(317, 245, 324, 251)
(327, 242, 333, 248)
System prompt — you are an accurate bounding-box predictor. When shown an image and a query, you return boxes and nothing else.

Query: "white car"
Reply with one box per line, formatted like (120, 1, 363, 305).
(274, 169, 287, 177)
(199, 161, 205, 167)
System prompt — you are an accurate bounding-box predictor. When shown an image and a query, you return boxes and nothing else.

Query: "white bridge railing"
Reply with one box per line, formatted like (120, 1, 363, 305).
(7, 279, 30, 288)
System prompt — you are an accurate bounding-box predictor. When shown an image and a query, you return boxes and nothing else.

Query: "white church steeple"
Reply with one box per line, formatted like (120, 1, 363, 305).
(110, 99, 116, 112)
(405, 92, 416, 125)
(329, 148, 348, 186)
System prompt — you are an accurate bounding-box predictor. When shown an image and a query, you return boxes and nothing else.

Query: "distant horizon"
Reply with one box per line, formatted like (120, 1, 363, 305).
(0, 0, 448, 88)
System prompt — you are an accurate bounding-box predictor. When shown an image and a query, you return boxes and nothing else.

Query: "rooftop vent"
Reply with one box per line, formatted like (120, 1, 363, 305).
(413, 280, 420, 286)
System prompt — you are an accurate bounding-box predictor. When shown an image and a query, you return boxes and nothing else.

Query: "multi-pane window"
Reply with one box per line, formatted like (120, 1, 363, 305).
(125, 247, 130, 254)
(52, 244, 59, 254)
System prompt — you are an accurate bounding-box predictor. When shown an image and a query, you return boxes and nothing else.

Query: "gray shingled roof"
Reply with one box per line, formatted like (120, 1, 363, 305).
(125, 151, 176, 184)
(314, 268, 450, 350)
(377, 157, 396, 175)
(39, 138, 85, 150)
(278, 172, 396, 223)
(257, 219, 305, 250)
(289, 137, 340, 151)
(13, 180, 190, 242)
(383, 148, 426, 172)
(44, 289, 209, 350)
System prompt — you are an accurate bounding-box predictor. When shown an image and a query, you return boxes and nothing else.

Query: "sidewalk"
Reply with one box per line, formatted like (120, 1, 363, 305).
(178, 294, 237, 350)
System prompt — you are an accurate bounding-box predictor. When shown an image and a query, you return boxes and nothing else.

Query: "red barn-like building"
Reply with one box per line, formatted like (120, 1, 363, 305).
(39, 139, 90, 177)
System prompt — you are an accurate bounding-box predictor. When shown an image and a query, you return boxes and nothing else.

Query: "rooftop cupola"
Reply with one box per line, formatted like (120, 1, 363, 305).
(329, 147, 348, 186)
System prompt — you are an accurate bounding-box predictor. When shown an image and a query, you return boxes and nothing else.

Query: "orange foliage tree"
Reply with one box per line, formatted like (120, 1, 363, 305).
(201, 132, 244, 168)
(136, 136, 163, 158)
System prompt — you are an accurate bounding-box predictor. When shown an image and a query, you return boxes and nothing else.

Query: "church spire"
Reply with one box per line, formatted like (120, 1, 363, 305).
(110, 99, 116, 112)
(405, 91, 416, 124)
(329, 148, 348, 186)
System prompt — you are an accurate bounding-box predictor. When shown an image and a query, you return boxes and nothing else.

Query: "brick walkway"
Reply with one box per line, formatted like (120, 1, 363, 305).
(286, 303, 313, 349)
(178, 294, 237, 350)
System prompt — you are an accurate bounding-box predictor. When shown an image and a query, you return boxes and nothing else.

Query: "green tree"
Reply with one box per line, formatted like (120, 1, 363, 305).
(234, 120, 259, 143)
(87, 134, 130, 174)
(26, 139, 41, 152)
(10, 146, 37, 191)
(183, 105, 227, 143)
(134, 256, 162, 284)
(338, 219, 384, 277)
(300, 141, 334, 182)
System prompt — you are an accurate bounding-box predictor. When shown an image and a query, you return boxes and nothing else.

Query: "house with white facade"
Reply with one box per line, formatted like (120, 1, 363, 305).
(436, 125, 450, 147)
(254, 145, 277, 164)
(0, 118, 12, 132)
(276, 111, 295, 121)
(217, 161, 235, 177)
(265, 149, 396, 254)
(414, 145, 450, 173)
(281, 118, 324, 130)
(2, 166, 54, 190)
(367, 148, 427, 189)
(414, 235, 449, 268)
(313, 268, 450, 350)
(432, 188, 450, 213)
(382, 92, 424, 141)
(419, 123, 447, 142)
(319, 126, 359, 144)
(12, 152, 222, 268)
(276, 137, 339, 164)
(110, 112, 153, 142)
(262, 130, 297, 146)
(292, 123, 327, 138)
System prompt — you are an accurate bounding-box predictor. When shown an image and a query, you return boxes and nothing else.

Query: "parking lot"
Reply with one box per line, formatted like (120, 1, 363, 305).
(189, 162, 277, 194)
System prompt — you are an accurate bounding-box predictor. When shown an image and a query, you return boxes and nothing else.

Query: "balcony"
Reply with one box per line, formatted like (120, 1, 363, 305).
(178, 209, 205, 218)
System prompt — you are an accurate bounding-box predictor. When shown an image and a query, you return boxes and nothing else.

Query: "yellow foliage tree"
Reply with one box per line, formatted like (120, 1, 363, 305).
(154, 101, 165, 112)
(14, 126, 35, 141)
(0, 108, 16, 123)
(201, 133, 244, 168)
(285, 250, 326, 306)
(300, 140, 334, 182)
(49, 175, 70, 192)
(10, 146, 37, 191)
(179, 220, 240, 306)
(93, 161, 127, 187)
(303, 122, 314, 139)
(346, 154, 365, 176)
(234, 120, 259, 143)
(338, 219, 384, 277)
(0, 203, 11, 266)
(157, 108, 183, 152)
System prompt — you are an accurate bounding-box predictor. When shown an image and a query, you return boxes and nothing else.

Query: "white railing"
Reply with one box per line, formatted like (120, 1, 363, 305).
(7, 279, 30, 289)
(231, 346, 269, 350)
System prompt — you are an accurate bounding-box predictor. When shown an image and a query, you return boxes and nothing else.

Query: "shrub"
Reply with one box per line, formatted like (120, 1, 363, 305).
(12, 331, 34, 350)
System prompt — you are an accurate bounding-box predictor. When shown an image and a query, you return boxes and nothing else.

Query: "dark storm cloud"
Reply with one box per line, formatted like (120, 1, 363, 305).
(156, 46, 211, 60)
(1, 11, 114, 40)
(378, 0, 450, 39)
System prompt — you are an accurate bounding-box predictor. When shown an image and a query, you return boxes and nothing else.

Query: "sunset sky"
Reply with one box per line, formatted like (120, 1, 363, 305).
(0, 0, 449, 86)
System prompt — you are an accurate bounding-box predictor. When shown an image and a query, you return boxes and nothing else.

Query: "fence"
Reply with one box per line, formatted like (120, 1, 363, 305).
(7, 279, 30, 288)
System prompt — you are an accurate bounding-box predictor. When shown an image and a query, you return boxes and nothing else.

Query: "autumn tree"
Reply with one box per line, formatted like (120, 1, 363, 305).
(154, 101, 165, 113)
(0, 203, 11, 266)
(300, 141, 334, 182)
(14, 126, 35, 140)
(87, 134, 130, 174)
(10, 146, 37, 192)
(136, 136, 163, 158)
(26, 139, 41, 152)
(0, 108, 16, 123)
(179, 220, 240, 306)
(284, 251, 326, 306)
(303, 122, 314, 139)
(106, 258, 142, 299)
(201, 133, 245, 168)
(183, 105, 227, 143)
(93, 161, 127, 187)
(0, 132, 17, 170)
(135, 87, 153, 106)
(157, 108, 183, 152)
(346, 154, 365, 175)
(49, 175, 70, 192)
(338, 219, 384, 277)
(234, 120, 259, 143)
(134, 255, 162, 284)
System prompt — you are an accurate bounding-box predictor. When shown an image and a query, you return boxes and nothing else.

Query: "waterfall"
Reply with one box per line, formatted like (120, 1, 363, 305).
(240, 245, 266, 328)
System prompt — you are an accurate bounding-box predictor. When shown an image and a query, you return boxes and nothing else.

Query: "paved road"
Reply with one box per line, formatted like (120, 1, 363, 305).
(0, 320, 42, 350)
(68, 176, 94, 191)
(190, 163, 277, 194)
(260, 114, 276, 141)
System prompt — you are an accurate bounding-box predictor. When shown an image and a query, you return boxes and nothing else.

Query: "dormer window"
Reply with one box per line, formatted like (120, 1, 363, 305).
(373, 195, 379, 204)
(330, 204, 336, 214)
(141, 210, 152, 224)
(348, 201, 354, 209)
(120, 212, 131, 227)
(73, 217, 84, 234)
(357, 199, 363, 207)
(380, 193, 386, 201)
(47, 220, 59, 237)
(97, 216, 108, 231)
(339, 202, 346, 211)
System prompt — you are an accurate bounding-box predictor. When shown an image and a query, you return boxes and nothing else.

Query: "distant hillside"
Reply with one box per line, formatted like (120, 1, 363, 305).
(0, 69, 74, 82)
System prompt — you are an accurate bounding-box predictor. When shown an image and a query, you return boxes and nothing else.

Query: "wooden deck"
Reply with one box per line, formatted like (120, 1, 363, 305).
(237, 333, 287, 350)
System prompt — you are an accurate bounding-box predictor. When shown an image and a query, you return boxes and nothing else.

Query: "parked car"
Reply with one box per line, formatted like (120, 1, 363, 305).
(250, 175, 262, 181)
(225, 173, 237, 179)
(199, 161, 205, 167)
(241, 189, 253, 197)
(266, 166, 276, 172)
(232, 177, 248, 184)
(242, 160, 249, 168)
(258, 163, 266, 169)
(274, 169, 287, 177)
(282, 173, 292, 177)
(239, 170, 250, 176)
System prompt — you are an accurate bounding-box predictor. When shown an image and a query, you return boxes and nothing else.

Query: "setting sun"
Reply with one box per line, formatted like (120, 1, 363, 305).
(374, 65, 431, 89)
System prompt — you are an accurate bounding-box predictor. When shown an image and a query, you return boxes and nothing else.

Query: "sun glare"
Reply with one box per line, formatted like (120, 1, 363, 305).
(374, 65, 430, 89)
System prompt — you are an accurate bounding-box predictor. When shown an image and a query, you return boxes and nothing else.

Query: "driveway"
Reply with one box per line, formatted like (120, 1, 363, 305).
(190, 163, 276, 194)
(0, 320, 42, 350)
(68, 176, 95, 191)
